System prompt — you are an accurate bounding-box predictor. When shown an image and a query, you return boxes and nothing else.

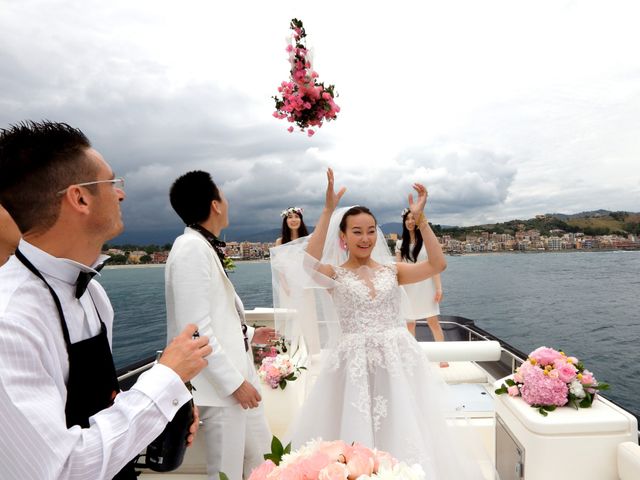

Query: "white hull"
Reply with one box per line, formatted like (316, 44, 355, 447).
(117, 313, 639, 480)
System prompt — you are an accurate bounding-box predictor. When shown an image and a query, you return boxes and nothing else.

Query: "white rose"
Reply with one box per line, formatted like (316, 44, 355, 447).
(569, 379, 586, 399)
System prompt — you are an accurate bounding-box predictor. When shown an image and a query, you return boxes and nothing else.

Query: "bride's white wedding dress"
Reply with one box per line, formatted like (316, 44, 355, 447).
(288, 263, 487, 479)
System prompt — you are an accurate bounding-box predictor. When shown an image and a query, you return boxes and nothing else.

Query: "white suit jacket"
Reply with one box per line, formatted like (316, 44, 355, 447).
(165, 227, 257, 407)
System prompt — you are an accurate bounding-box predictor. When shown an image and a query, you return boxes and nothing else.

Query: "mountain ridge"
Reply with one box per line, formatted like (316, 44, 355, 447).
(110, 209, 640, 245)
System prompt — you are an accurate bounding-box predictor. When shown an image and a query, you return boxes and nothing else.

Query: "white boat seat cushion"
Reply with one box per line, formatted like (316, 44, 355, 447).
(618, 441, 640, 480)
(432, 361, 489, 384)
(420, 340, 501, 362)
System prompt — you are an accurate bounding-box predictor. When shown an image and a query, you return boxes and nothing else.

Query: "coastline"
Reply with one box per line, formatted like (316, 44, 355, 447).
(104, 258, 270, 269)
(104, 263, 165, 270)
(102, 250, 637, 268)
(446, 248, 639, 257)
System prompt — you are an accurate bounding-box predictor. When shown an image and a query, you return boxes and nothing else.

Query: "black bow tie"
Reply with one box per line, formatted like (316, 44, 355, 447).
(189, 224, 227, 272)
(75, 261, 107, 299)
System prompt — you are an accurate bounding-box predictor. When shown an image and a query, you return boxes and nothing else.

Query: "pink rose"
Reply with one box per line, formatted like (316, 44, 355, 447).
(580, 371, 595, 385)
(529, 347, 563, 366)
(279, 464, 304, 480)
(318, 440, 349, 462)
(372, 449, 397, 472)
(556, 363, 578, 383)
(513, 369, 524, 383)
(298, 452, 331, 478)
(287, 126, 294, 133)
(248, 460, 276, 480)
(507, 385, 519, 396)
(318, 462, 349, 480)
(307, 129, 315, 137)
(346, 453, 374, 479)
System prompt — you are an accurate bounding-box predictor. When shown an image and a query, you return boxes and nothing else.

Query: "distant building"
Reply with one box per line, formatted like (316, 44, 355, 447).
(128, 250, 147, 263)
(152, 251, 169, 264)
(547, 237, 561, 250)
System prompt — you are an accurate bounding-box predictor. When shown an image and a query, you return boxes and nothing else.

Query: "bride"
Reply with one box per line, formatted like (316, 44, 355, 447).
(270, 169, 488, 479)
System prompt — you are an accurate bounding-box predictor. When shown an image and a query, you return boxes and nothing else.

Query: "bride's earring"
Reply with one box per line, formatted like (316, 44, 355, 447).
(339, 238, 347, 250)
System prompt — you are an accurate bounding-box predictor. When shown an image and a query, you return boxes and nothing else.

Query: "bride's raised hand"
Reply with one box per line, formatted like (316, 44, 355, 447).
(408, 183, 428, 217)
(325, 167, 346, 211)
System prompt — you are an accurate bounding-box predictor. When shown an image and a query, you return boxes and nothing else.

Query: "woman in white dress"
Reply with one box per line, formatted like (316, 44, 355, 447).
(269, 169, 488, 478)
(395, 208, 448, 367)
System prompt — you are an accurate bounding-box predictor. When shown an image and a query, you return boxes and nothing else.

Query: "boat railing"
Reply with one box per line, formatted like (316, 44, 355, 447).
(416, 318, 527, 375)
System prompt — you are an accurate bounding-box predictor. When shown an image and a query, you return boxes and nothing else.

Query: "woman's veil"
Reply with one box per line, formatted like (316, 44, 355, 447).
(269, 206, 395, 361)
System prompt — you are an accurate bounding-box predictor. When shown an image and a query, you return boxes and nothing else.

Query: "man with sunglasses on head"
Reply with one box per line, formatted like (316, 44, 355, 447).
(0, 121, 213, 480)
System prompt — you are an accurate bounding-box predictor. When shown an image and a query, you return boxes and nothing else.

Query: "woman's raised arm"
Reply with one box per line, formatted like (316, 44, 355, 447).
(397, 183, 446, 285)
(305, 168, 346, 260)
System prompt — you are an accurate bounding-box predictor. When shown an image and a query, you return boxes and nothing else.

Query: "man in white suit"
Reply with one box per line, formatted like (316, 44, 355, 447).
(165, 170, 274, 479)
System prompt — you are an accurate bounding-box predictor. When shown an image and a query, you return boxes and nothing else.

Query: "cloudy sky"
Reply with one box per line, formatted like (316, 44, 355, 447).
(1, 0, 639, 241)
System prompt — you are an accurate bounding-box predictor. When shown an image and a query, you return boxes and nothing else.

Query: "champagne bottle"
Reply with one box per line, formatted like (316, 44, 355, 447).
(146, 350, 195, 472)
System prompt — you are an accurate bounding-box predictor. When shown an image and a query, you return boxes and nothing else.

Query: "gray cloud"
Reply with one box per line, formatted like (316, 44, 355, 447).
(2, 1, 639, 243)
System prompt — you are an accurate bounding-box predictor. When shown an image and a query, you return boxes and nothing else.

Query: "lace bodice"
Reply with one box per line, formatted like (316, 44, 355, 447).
(332, 264, 406, 334)
(324, 264, 423, 434)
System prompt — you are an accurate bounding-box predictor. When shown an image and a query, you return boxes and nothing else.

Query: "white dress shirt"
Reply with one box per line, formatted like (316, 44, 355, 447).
(0, 239, 191, 480)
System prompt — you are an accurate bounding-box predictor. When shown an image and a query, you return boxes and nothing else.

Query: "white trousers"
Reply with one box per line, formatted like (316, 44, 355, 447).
(200, 403, 272, 480)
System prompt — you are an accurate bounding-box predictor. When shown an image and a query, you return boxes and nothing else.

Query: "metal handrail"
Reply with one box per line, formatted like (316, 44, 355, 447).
(415, 319, 527, 373)
(118, 361, 155, 382)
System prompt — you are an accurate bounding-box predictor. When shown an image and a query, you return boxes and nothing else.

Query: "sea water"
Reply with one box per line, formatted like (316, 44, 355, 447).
(100, 250, 640, 418)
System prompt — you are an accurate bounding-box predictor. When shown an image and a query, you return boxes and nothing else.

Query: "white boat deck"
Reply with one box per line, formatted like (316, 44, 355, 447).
(132, 313, 639, 479)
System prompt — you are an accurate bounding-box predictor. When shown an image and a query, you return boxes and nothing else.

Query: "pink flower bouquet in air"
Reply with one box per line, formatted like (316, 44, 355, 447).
(247, 437, 425, 480)
(273, 18, 340, 137)
(496, 346, 609, 416)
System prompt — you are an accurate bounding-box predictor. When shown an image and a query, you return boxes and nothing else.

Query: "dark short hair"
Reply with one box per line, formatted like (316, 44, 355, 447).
(0, 120, 94, 233)
(169, 170, 222, 226)
(339, 205, 377, 233)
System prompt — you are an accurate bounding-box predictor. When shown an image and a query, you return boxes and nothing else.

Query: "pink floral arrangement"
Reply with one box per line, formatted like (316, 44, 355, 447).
(273, 18, 340, 137)
(248, 438, 425, 480)
(253, 336, 291, 367)
(258, 353, 305, 390)
(496, 346, 609, 416)
(253, 344, 279, 367)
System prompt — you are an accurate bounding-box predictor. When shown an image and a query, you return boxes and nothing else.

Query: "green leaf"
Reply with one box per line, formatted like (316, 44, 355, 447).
(494, 385, 508, 395)
(579, 397, 592, 408)
(279, 379, 287, 390)
(538, 407, 548, 416)
(219, 474, 230, 480)
(271, 436, 284, 457)
(505, 379, 517, 387)
(284, 442, 292, 455)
